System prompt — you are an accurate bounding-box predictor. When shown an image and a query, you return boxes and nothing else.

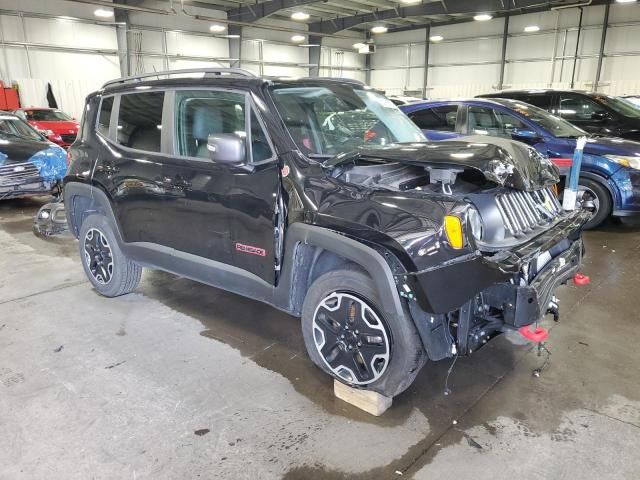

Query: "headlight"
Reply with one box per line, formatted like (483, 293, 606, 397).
(467, 207, 484, 241)
(39, 129, 54, 137)
(605, 154, 640, 170)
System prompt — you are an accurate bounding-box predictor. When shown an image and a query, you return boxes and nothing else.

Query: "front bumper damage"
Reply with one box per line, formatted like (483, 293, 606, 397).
(33, 201, 68, 237)
(406, 208, 590, 360)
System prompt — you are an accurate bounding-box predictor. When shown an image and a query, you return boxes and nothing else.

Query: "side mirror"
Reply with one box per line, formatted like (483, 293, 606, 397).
(591, 112, 608, 121)
(207, 134, 246, 166)
(511, 128, 541, 144)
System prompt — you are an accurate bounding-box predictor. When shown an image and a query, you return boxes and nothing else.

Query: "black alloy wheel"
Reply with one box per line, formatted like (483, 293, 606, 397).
(312, 291, 391, 385)
(83, 227, 114, 285)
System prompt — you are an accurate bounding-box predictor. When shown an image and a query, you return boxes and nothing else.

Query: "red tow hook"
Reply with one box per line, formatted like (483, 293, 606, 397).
(519, 325, 549, 342)
(574, 273, 591, 286)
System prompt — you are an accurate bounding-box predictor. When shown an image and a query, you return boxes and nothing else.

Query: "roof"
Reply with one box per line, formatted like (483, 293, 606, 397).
(101, 68, 365, 94)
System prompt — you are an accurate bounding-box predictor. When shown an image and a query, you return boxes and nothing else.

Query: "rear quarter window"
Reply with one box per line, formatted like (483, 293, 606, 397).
(116, 92, 165, 153)
(97, 97, 114, 137)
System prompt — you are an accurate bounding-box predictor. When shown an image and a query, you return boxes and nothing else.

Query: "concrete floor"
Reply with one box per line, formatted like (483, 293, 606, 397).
(0, 196, 639, 480)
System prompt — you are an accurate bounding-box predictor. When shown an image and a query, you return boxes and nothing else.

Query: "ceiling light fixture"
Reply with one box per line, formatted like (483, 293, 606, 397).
(291, 34, 306, 42)
(473, 14, 493, 21)
(94, 9, 114, 18)
(371, 25, 388, 33)
(524, 25, 540, 32)
(615, 0, 637, 3)
(291, 11, 310, 20)
(430, 35, 444, 42)
(353, 42, 366, 49)
(209, 24, 226, 33)
(400, 0, 421, 3)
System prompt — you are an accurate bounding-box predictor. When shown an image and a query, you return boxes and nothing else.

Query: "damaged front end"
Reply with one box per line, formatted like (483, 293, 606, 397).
(323, 138, 589, 361)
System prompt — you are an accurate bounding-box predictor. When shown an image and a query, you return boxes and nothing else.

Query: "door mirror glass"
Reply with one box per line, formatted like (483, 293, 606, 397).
(511, 128, 541, 143)
(207, 133, 246, 165)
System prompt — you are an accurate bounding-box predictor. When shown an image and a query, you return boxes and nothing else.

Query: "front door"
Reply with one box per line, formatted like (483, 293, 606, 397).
(555, 93, 612, 135)
(407, 104, 462, 140)
(161, 89, 280, 284)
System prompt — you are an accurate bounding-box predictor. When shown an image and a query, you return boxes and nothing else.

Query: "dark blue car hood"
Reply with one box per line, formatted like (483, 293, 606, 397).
(583, 136, 640, 157)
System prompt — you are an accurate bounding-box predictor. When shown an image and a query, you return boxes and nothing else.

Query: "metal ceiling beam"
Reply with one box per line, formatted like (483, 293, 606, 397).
(227, 0, 324, 22)
(308, 0, 592, 34)
(388, 0, 611, 33)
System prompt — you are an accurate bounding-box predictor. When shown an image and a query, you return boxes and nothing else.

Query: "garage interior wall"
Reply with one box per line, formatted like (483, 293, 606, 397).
(0, 0, 364, 118)
(371, 3, 640, 99)
(0, 1, 638, 117)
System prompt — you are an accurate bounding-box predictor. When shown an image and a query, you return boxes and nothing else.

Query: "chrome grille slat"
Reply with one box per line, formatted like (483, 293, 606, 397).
(515, 192, 537, 228)
(499, 196, 523, 235)
(496, 187, 562, 239)
(0, 162, 41, 186)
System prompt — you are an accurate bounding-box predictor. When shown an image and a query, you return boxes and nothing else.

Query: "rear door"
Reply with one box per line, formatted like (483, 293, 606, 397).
(94, 90, 170, 245)
(406, 104, 462, 140)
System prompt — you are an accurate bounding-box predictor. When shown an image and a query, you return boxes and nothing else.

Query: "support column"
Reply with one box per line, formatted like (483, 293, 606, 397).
(114, 9, 130, 77)
(422, 25, 430, 98)
(309, 34, 322, 77)
(570, 7, 584, 89)
(593, 2, 610, 92)
(364, 33, 372, 85)
(228, 25, 242, 68)
(498, 14, 509, 91)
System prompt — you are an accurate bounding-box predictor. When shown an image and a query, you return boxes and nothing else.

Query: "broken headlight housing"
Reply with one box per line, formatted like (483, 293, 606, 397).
(467, 206, 484, 241)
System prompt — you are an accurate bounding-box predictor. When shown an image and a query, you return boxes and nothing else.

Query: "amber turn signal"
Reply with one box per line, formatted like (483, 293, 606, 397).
(444, 215, 464, 249)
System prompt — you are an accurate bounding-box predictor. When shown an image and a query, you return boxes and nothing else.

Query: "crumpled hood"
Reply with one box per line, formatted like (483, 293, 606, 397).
(325, 136, 560, 191)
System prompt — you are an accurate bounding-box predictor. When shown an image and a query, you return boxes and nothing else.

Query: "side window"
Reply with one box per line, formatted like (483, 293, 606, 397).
(97, 96, 113, 137)
(117, 92, 164, 153)
(558, 94, 606, 121)
(518, 94, 552, 110)
(468, 106, 525, 138)
(250, 110, 273, 162)
(175, 90, 272, 162)
(176, 90, 246, 159)
(409, 106, 458, 131)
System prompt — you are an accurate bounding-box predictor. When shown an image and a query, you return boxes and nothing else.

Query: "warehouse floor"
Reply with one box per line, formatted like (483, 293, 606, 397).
(1, 197, 639, 480)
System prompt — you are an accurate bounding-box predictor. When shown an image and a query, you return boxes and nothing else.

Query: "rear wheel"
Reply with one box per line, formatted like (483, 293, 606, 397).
(79, 214, 142, 297)
(578, 178, 611, 229)
(301, 267, 426, 398)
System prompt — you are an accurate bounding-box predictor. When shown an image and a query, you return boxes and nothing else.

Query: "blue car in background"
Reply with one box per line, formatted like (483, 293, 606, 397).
(400, 98, 640, 229)
(0, 112, 67, 201)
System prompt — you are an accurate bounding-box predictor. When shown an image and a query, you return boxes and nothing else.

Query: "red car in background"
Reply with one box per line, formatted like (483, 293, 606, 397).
(13, 108, 79, 148)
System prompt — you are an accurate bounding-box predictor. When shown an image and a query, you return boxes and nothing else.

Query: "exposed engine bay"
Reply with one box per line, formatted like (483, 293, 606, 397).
(332, 159, 494, 195)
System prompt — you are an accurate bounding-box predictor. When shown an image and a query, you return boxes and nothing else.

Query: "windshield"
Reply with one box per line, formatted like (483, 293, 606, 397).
(269, 83, 425, 157)
(494, 99, 587, 138)
(25, 109, 73, 121)
(592, 95, 640, 119)
(0, 116, 44, 141)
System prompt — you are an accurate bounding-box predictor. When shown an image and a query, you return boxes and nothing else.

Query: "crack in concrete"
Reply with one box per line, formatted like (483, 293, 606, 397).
(0, 280, 87, 306)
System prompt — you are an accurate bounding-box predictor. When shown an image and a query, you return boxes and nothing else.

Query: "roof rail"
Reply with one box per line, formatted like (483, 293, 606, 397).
(102, 68, 258, 89)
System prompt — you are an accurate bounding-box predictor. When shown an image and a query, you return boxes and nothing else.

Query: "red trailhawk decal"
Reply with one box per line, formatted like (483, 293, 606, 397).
(235, 242, 267, 257)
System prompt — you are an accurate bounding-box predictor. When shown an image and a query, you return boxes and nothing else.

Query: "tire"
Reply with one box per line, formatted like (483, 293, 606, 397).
(79, 213, 142, 297)
(578, 177, 611, 230)
(301, 267, 426, 398)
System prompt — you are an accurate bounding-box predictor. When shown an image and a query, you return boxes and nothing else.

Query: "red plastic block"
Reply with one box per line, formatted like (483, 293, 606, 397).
(573, 273, 590, 286)
(519, 325, 549, 343)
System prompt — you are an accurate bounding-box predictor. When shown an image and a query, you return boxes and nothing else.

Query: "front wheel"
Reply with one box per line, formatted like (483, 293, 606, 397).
(79, 213, 142, 297)
(301, 268, 426, 398)
(577, 178, 611, 229)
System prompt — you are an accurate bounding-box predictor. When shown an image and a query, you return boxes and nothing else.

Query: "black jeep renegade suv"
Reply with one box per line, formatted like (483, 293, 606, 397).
(64, 69, 589, 399)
